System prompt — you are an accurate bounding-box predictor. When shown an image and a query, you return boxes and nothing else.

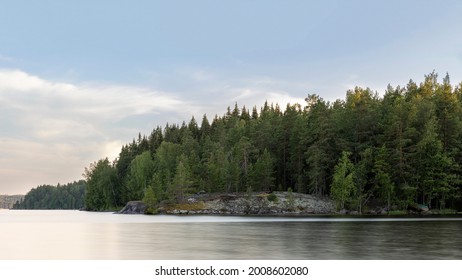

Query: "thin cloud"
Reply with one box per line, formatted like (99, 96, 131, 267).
(0, 69, 196, 194)
(0, 68, 309, 194)
(171, 70, 309, 117)
(215, 76, 307, 111)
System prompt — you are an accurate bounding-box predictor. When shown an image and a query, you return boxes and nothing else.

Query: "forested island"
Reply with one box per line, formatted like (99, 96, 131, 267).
(13, 181, 85, 209)
(15, 73, 462, 215)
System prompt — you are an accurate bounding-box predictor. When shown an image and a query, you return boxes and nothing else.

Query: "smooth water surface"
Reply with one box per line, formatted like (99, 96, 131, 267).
(1, 210, 461, 259)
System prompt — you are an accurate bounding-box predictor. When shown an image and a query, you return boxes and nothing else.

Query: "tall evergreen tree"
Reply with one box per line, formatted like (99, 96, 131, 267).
(249, 149, 275, 191)
(168, 154, 194, 201)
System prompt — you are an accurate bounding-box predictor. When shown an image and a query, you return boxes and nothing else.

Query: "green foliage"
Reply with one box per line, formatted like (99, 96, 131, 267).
(204, 144, 228, 192)
(373, 145, 395, 210)
(245, 186, 253, 212)
(249, 149, 275, 191)
(285, 187, 295, 211)
(168, 154, 193, 202)
(84, 158, 117, 211)
(331, 151, 356, 210)
(81, 72, 462, 212)
(125, 151, 154, 201)
(387, 210, 408, 215)
(433, 208, 457, 215)
(142, 186, 158, 214)
(267, 192, 278, 202)
(14, 181, 86, 209)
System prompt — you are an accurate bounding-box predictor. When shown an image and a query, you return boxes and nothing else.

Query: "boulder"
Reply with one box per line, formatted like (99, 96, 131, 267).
(408, 203, 429, 213)
(118, 201, 146, 214)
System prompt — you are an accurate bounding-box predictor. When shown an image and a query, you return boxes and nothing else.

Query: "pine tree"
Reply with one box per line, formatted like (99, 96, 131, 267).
(168, 155, 193, 202)
(200, 114, 211, 139)
(249, 149, 275, 191)
(353, 148, 374, 213)
(414, 117, 457, 208)
(304, 95, 338, 196)
(373, 145, 395, 211)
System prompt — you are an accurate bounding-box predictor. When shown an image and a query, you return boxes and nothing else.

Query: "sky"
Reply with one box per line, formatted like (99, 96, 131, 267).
(1, 0, 462, 194)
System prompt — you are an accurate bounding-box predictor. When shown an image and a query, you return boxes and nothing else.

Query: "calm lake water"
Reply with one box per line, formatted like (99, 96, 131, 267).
(1, 210, 461, 259)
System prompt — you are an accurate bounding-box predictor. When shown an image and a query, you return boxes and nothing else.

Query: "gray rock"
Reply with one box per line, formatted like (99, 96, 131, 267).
(408, 203, 429, 212)
(156, 191, 336, 216)
(118, 201, 146, 214)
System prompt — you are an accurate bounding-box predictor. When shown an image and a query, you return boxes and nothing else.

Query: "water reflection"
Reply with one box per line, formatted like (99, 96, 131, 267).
(1, 210, 461, 259)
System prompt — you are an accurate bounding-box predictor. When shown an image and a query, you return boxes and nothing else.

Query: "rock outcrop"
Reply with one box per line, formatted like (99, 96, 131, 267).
(118, 201, 146, 214)
(118, 192, 335, 215)
(158, 191, 335, 215)
(407, 203, 430, 213)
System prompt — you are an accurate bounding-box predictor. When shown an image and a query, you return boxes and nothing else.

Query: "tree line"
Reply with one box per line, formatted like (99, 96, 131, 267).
(13, 181, 86, 209)
(83, 72, 462, 212)
(0, 195, 24, 209)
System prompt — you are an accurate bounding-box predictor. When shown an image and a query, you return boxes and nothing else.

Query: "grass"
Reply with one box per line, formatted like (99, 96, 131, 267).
(165, 201, 206, 212)
(386, 210, 408, 215)
(387, 209, 459, 215)
(432, 208, 457, 215)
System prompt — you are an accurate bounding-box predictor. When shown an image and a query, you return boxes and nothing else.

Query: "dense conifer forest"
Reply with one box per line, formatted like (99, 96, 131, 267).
(83, 72, 462, 212)
(18, 73, 462, 213)
(13, 181, 85, 209)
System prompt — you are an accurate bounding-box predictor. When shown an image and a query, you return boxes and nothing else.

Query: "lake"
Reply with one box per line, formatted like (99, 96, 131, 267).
(1, 210, 461, 259)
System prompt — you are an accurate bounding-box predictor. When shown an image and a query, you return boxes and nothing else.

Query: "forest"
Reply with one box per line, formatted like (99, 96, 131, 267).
(0, 195, 24, 209)
(18, 72, 462, 213)
(13, 181, 86, 209)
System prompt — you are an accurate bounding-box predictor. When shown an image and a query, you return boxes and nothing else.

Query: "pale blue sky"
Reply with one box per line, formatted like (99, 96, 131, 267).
(1, 0, 462, 194)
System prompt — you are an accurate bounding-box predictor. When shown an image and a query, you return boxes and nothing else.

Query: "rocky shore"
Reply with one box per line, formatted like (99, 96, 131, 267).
(117, 200, 147, 214)
(118, 191, 336, 215)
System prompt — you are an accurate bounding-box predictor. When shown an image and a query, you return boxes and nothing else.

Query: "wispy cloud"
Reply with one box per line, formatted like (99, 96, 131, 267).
(172, 70, 308, 117)
(0, 68, 308, 194)
(0, 69, 196, 193)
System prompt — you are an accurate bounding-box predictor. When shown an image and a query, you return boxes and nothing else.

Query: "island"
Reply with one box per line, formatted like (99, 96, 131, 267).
(12, 73, 462, 217)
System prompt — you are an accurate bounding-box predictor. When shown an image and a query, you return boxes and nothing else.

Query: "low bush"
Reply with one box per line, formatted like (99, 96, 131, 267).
(267, 192, 278, 203)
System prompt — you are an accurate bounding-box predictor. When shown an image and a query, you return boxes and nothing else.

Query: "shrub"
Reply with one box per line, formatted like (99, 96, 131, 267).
(143, 187, 158, 214)
(286, 188, 295, 211)
(267, 192, 278, 203)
